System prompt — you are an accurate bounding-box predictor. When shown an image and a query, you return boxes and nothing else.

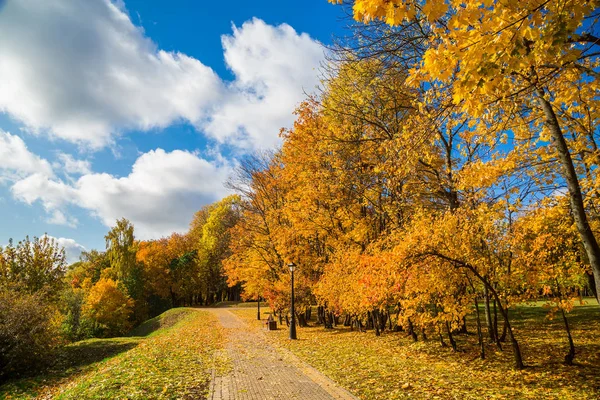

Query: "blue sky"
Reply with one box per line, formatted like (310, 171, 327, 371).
(0, 0, 347, 262)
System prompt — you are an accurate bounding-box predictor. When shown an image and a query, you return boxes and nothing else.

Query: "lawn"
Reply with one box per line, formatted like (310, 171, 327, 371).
(232, 299, 600, 400)
(0, 308, 227, 400)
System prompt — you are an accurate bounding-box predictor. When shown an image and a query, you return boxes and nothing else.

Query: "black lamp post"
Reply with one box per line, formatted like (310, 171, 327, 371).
(288, 262, 297, 340)
(257, 294, 261, 320)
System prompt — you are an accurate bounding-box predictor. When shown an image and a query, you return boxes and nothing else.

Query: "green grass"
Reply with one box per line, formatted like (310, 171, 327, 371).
(234, 299, 600, 400)
(128, 308, 193, 337)
(0, 308, 227, 400)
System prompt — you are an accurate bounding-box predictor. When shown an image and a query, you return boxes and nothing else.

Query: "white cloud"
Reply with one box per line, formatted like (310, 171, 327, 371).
(12, 173, 76, 210)
(0, 0, 223, 149)
(0, 1, 324, 150)
(0, 130, 54, 182)
(47, 210, 78, 228)
(12, 149, 233, 239)
(57, 153, 92, 176)
(44, 235, 86, 264)
(201, 18, 324, 149)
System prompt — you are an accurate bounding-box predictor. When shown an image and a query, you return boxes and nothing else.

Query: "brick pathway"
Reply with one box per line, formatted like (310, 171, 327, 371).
(206, 308, 359, 400)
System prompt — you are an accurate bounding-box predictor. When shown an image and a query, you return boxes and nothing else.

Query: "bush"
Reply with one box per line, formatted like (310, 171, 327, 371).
(0, 288, 62, 380)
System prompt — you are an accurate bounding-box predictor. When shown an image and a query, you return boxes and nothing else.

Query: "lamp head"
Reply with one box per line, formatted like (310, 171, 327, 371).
(287, 262, 296, 272)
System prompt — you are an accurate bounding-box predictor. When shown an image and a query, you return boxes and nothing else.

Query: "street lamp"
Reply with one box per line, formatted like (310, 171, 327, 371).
(257, 294, 261, 320)
(288, 262, 297, 340)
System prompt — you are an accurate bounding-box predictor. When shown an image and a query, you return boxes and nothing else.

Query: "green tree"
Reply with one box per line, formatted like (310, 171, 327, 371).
(105, 218, 146, 322)
(193, 195, 242, 304)
(0, 235, 66, 300)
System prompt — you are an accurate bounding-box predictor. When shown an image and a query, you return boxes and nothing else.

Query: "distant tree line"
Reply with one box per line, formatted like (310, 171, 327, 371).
(0, 195, 241, 380)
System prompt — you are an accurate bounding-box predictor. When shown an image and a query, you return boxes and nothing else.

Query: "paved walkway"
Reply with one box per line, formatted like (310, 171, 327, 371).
(205, 308, 359, 400)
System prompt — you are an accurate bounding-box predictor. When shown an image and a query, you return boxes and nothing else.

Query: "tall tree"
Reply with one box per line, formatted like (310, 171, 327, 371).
(104, 218, 145, 321)
(194, 195, 242, 304)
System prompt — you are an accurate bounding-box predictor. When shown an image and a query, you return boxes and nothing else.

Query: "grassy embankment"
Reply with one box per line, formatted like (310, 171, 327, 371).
(232, 299, 600, 400)
(0, 308, 227, 400)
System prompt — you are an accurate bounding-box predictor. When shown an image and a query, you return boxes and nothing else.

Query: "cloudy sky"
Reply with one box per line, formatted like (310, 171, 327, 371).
(0, 0, 345, 263)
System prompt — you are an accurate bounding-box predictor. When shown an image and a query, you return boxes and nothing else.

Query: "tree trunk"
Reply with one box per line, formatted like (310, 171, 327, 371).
(372, 310, 381, 336)
(493, 298, 499, 341)
(356, 318, 363, 333)
(587, 272, 598, 299)
(325, 311, 334, 329)
(304, 306, 312, 322)
(499, 319, 508, 343)
(297, 311, 308, 327)
(343, 314, 352, 326)
(407, 318, 418, 341)
(474, 297, 485, 360)
(446, 321, 457, 351)
(439, 327, 447, 347)
(457, 316, 468, 334)
(393, 306, 403, 332)
(561, 308, 576, 365)
(484, 287, 497, 343)
(481, 277, 523, 368)
(537, 88, 600, 306)
(317, 306, 325, 325)
(495, 301, 524, 369)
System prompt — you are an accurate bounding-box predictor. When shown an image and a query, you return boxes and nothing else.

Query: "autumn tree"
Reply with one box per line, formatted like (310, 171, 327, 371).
(511, 197, 589, 364)
(66, 249, 109, 289)
(82, 277, 134, 337)
(224, 153, 305, 318)
(330, 0, 600, 305)
(136, 238, 173, 312)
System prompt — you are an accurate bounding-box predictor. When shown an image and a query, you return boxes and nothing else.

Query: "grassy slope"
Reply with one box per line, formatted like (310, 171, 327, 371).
(0, 308, 227, 400)
(212, 301, 262, 308)
(233, 300, 600, 400)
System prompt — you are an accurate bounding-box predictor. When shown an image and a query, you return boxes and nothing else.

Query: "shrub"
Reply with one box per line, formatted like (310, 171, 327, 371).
(0, 288, 62, 380)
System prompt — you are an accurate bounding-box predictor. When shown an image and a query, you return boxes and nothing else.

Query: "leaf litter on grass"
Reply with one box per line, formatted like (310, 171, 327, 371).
(0, 308, 229, 400)
(231, 303, 600, 400)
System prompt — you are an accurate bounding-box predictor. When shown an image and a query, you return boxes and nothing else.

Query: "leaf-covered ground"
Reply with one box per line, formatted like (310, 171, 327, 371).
(232, 300, 600, 400)
(0, 308, 227, 399)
